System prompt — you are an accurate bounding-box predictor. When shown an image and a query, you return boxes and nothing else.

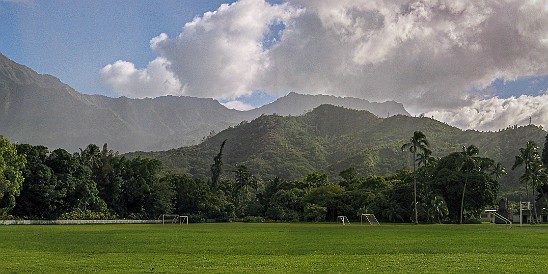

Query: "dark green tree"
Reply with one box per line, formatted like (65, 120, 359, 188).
(0, 136, 26, 216)
(13, 144, 60, 219)
(210, 140, 227, 190)
(416, 148, 434, 168)
(339, 167, 357, 187)
(80, 144, 124, 216)
(512, 141, 542, 220)
(401, 131, 429, 224)
(120, 157, 163, 218)
(167, 174, 211, 216)
(459, 145, 483, 224)
(232, 164, 257, 217)
(431, 149, 497, 223)
(147, 176, 175, 218)
(490, 162, 507, 183)
(46, 148, 105, 216)
(305, 183, 345, 221)
(539, 133, 548, 206)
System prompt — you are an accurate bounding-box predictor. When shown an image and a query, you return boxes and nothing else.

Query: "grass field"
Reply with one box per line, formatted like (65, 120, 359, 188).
(1, 223, 548, 273)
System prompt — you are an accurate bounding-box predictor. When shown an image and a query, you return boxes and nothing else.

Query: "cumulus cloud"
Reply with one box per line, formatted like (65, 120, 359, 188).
(99, 57, 182, 98)
(100, 0, 547, 130)
(425, 95, 548, 131)
(102, 0, 302, 100)
(262, 0, 547, 112)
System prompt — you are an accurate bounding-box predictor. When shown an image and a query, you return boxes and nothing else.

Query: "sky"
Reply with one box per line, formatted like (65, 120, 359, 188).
(1, 0, 547, 132)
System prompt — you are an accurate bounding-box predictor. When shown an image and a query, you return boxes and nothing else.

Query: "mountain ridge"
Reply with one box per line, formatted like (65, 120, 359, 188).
(0, 53, 409, 152)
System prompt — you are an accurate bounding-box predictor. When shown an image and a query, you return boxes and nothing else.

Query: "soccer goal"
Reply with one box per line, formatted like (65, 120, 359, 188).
(337, 215, 350, 225)
(360, 214, 380, 225)
(159, 214, 189, 224)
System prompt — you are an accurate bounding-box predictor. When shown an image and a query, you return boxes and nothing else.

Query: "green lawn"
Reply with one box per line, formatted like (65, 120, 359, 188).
(1, 223, 547, 273)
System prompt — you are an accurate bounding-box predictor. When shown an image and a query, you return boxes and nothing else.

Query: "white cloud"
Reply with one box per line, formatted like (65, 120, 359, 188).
(262, 0, 548, 112)
(221, 100, 255, 111)
(99, 57, 182, 98)
(100, 0, 548, 130)
(101, 0, 303, 100)
(425, 95, 548, 131)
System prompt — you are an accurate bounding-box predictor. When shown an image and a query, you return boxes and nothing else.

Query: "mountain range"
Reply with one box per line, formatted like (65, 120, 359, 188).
(0, 53, 409, 153)
(1, 53, 546, 192)
(129, 104, 546, 192)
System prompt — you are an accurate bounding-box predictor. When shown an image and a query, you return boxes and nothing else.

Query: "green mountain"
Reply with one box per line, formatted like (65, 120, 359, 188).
(129, 104, 546, 192)
(0, 53, 409, 153)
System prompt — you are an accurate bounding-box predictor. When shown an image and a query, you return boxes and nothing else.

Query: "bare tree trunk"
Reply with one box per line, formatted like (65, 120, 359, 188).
(532, 184, 538, 224)
(413, 152, 418, 224)
(460, 175, 468, 224)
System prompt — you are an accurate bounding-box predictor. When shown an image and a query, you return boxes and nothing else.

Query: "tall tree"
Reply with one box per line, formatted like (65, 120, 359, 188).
(401, 131, 429, 224)
(431, 149, 497, 223)
(542, 133, 548, 166)
(46, 148, 105, 216)
(80, 144, 124, 215)
(13, 144, 60, 219)
(416, 148, 433, 168)
(0, 136, 26, 216)
(232, 164, 257, 217)
(512, 141, 542, 221)
(539, 133, 548, 207)
(120, 157, 164, 218)
(490, 162, 507, 183)
(210, 140, 227, 191)
(459, 145, 488, 224)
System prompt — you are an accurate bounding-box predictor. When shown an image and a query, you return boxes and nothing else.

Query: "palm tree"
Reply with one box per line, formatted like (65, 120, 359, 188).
(459, 145, 480, 224)
(232, 164, 257, 216)
(490, 162, 507, 183)
(512, 141, 541, 221)
(416, 148, 433, 168)
(401, 131, 429, 224)
(432, 195, 448, 224)
(457, 145, 494, 224)
(522, 160, 546, 223)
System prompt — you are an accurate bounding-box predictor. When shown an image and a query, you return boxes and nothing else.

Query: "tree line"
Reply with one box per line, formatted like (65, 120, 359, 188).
(0, 132, 547, 223)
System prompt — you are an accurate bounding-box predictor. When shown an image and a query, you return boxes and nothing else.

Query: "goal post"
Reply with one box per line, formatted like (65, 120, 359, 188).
(159, 214, 189, 224)
(337, 215, 350, 225)
(360, 214, 380, 225)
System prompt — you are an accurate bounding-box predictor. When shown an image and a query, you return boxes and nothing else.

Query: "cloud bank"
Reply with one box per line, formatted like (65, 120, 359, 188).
(425, 94, 548, 131)
(100, 0, 548, 130)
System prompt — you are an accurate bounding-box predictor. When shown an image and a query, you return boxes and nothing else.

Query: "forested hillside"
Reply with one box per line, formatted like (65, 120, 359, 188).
(130, 104, 547, 192)
(1, 106, 546, 223)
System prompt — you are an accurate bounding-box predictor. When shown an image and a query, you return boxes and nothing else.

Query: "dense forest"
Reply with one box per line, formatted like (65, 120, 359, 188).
(1, 124, 547, 223)
(130, 105, 547, 192)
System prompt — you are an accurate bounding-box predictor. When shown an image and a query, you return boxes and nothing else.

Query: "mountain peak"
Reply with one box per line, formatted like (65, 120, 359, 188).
(252, 92, 409, 117)
(0, 53, 410, 153)
(0, 52, 65, 90)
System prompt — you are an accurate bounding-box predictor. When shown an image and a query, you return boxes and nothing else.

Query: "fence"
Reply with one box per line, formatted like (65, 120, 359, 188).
(0, 219, 162, 225)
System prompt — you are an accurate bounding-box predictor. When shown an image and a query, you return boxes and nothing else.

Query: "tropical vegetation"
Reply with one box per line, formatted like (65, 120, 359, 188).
(0, 106, 547, 223)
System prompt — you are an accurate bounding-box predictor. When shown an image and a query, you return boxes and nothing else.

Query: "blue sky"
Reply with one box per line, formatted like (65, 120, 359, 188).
(0, 0, 546, 130)
(0, 0, 236, 96)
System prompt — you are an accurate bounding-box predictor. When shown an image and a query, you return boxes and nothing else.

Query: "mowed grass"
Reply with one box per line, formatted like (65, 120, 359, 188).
(1, 223, 548, 273)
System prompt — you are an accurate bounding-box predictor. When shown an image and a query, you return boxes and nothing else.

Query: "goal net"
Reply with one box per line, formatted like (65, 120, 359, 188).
(337, 215, 350, 225)
(360, 214, 380, 225)
(159, 214, 189, 224)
